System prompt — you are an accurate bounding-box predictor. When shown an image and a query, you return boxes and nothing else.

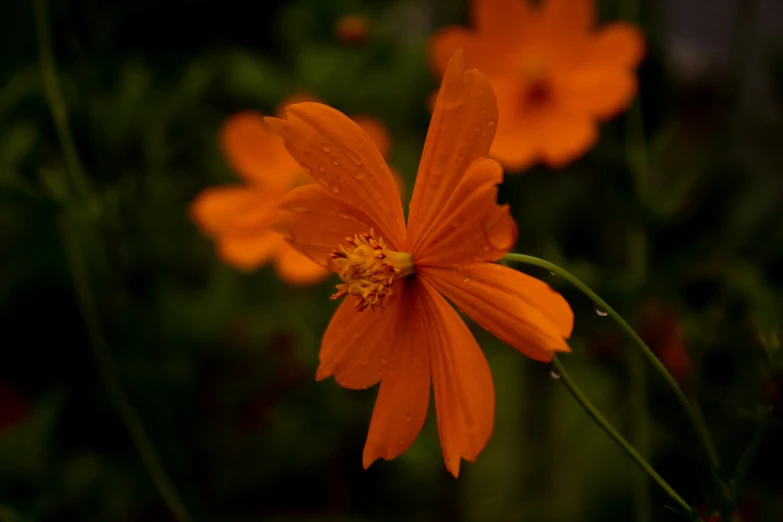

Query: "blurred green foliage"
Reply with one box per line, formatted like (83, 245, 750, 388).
(1, 0, 782, 521)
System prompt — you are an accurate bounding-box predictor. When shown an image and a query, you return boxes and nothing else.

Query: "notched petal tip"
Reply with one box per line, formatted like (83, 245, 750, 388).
(262, 115, 287, 132)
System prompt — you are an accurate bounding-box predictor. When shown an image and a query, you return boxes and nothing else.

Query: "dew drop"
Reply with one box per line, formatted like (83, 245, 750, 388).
(318, 164, 326, 172)
(488, 118, 496, 127)
(338, 211, 352, 219)
(462, 277, 471, 283)
(397, 437, 405, 446)
(303, 165, 312, 174)
(464, 414, 476, 429)
(550, 367, 561, 380)
(329, 182, 340, 194)
(352, 169, 366, 180)
(474, 126, 481, 133)
(482, 245, 491, 252)
(594, 304, 608, 317)
(549, 271, 557, 276)
(331, 159, 340, 166)
(379, 357, 388, 364)
(322, 143, 331, 152)
(404, 413, 412, 423)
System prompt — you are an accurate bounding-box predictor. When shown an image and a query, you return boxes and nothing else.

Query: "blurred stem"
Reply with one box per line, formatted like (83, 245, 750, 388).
(34, 0, 93, 202)
(551, 357, 692, 515)
(0, 504, 25, 522)
(627, 228, 651, 522)
(60, 219, 193, 522)
(503, 253, 722, 489)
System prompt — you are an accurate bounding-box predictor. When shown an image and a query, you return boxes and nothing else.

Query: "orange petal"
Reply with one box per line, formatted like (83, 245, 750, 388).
(428, 27, 515, 77)
(189, 186, 277, 236)
(419, 263, 573, 362)
(584, 22, 645, 69)
(554, 68, 638, 119)
(534, 103, 598, 168)
(215, 230, 283, 271)
(472, 0, 534, 39)
(276, 92, 321, 117)
(362, 281, 431, 469)
(418, 278, 494, 478)
(319, 280, 407, 390)
(413, 157, 517, 266)
(264, 103, 406, 251)
(273, 184, 375, 268)
(487, 78, 541, 171)
(352, 115, 392, 159)
(220, 112, 302, 188)
(407, 51, 498, 248)
(273, 243, 330, 285)
(541, 0, 595, 37)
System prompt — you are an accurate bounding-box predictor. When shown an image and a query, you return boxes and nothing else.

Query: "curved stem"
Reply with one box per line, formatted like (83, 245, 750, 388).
(60, 220, 193, 522)
(503, 253, 721, 486)
(34, 0, 93, 202)
(551, 357, 692, 514)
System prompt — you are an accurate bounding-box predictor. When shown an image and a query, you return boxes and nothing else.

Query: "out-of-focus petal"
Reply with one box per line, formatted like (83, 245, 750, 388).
(273, 184, 375, 268)
(428, 27, 515, 77)
(584, 22, 645, 69)
(319, 280, 407, 390)
(554, 68, 638, 119)
(189, 186, 278, 236)
(265, 103, 406, 251)
(216, 230, 283, 271)
(220, 112, 301, 188)
(413, 157, 517, 266)
(420, 263, 573, 361)
(408, 51, 498, 249)
(273, 243, 331, 285)
(540, 0, 595, 57)
(362, 281, 431, 469)
(472, 0, 535, 39)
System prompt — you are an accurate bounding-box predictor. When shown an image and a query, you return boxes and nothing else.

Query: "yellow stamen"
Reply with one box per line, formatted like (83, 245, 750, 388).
(328, 229, 414, 311)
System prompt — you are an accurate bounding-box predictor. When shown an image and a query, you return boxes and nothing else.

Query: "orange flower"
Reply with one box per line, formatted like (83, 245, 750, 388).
(429, 0, 645, 171)
(267, 52, 573, 477)
(335, 14, 370, 45)
(190, 96, 395, 285)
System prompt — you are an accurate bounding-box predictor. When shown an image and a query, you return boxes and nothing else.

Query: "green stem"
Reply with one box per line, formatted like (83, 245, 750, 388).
(34, 0, 93, 202)
(551, 357, 692, 514)
(60, 219, 193, 522)
(503, 253, 722, 488)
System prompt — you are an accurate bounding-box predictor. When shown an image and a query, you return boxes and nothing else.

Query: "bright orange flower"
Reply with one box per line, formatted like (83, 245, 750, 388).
(429, 0, 645, 171)
(267, 52, 573, 477)
(190, 97, 395, 285)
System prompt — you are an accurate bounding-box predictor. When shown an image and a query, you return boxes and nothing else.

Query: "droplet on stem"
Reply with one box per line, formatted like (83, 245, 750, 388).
(594, 304, 608, 317)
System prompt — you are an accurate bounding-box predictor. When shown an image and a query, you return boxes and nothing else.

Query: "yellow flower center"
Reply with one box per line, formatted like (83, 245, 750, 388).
(328, 229, 414, 311)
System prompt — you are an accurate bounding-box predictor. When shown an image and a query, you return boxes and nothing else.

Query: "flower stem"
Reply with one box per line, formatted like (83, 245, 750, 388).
(34, 0, 93, 203)
(503, 253, 722, 487)
(551, 356, 692, 514)
(60, 220, 193, 522)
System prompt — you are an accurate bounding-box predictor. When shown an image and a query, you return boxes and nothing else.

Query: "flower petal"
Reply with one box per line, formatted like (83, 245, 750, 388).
(362, 281, 431, 469)
(418, 278, 495, 478)
(215, 230, 282, 271)
(487, 78, 541, 171)
(273, 184, 375, 268)
(220, 112, 301, 188)
(318, 280, 407, 390)
(408, 50, 498, 248)
(428, 27, 515, 77)
(554, 68, 638, 119)
(264, 103, 406, 251)
(584, 22, 645, 69)
(189, 186, 278, 236)
(419, 264, 573, 362)
(534, 104, 598, 168)
(352, 115, 392, 159)
(413, 157, 517, 266)
(541, 0, 595, 47)
(273, 243, 330, 285)
(472, 0, 535, 39)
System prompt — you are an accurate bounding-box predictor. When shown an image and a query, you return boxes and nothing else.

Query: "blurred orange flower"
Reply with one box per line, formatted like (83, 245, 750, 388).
(639, 302, 692, 390)
(267, 51, 573, 477)
(335, 14, 370, 45)
(429, 0, 645, 171)
(190, 96, 395, 285)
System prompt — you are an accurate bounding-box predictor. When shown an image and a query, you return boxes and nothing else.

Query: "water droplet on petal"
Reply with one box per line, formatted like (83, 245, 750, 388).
(595, 304, 608, 317)
(332, 159, 340, 166)
(322, 143, 331, 152)
(379, 357, 388, 364)
(404, 413, 412, 422)
(397, 437, 405, 446)
(462, 277, 471, 283)
(488, 118, 496, 127)
(303, 165, 312, 174)
(482, 245, 490, 252)
(329, 182, 340, 194)
(352, 169, 366, 180)
(338, 211, 352, 219)
(318, 164, 326, 172)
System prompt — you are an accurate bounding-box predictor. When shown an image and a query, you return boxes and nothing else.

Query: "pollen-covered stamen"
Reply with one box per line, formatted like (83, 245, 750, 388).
(328, 229, 414, 311)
